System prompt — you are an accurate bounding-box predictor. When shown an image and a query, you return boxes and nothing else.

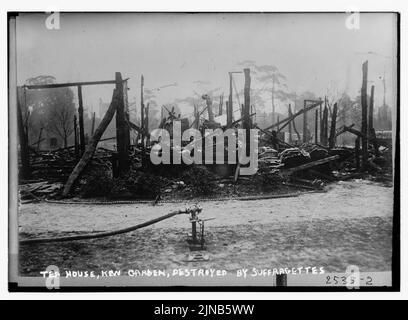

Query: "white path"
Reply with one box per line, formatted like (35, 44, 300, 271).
(18, 179, 394, 235)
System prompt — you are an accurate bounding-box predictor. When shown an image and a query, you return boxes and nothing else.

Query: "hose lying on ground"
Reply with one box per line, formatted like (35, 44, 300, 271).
(20, 207, 201, 245)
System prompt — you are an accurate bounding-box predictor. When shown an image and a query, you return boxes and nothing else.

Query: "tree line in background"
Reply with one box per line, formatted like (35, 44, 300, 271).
(20, 66, 392, 151)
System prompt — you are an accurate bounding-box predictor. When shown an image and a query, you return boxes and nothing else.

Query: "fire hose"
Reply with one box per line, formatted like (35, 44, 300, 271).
(20, 206, 202, 245)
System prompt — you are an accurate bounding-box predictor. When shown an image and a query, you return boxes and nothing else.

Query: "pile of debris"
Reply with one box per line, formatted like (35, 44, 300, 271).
(25, 146, 118, 182)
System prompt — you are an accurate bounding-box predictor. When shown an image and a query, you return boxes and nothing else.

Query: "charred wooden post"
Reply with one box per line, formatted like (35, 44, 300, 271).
(115, 72, 130, 175)
(322, 103, 329, 146)
(243, 68, 251, 154)
(123, 79, 131, 147)
(218, 93, 224, 116)
(272, 77, 276, 124)
(329, 102, 338, 149)
(355, 137, 360, 169)
(288, 104, 293, 144)
(17, 89, 30, 179)
(145, 102, 150, 145)
(320, 96, 325, 143)
(303, 100, 308, 143)
(205, 95, 214, 122)
(277, 116, 280, 131)
(315, 109, 318, 144)
(62, 89, 120, 197)
(361, 61, 369, 168)
(228, 73, 233, 127)
(369, 85, 375, 133)
(77, 85, 86, 154)
(140, 75, 145, 150)
(73, 115, 79, 159)
(319, 99, 323, 142)
(91, 111, 96, 135)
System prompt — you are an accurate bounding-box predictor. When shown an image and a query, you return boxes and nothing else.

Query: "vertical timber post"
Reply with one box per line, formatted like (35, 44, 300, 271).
(303, 100, 308, 143)
(322, 103, 329, 146)
(315, 109, 318, 144)
(369, 85, 375, 133)
(77, 85, 86, 155)
(91, 112, 96, 135)
(361, 61, 369, 168)
(17, 88, 30, 179)
(228, 73, 233, 127)
(218, 93, 223, 116)
(123, 79, 131, 147)
(319, 99, 323, 142)
(115, 72, 129, 175)
(329, 102, 338, 149)
(288, 104, 292, 144)
(140, 75, 145, 151)
(320, 97, 325, 144)
(243, 68, 251, 156)
(145, 103, 150, 145)
(272, 77, 275, 124)
(194, 104, 200, 129)
(73, 115, 79, 159)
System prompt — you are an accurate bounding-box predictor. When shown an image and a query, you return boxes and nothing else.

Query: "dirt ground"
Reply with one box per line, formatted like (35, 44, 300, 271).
(18, 179, 394, 276)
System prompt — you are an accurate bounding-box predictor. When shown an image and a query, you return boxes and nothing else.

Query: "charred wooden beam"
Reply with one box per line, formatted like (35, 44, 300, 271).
(77, 85, 86, 155)
(361, 61, 369, 167)
(17, 89, 31, 179)
(115, 72, 130, 175)
(145, 103, 150, 145)
(62, 89, 120, 197)
(228, 73, 234, 127)
(91, 111, 96, 135)
(243, 68, 251, 155)
(73, 115, 79, 159)
(123, 79, 131, 147)
(218, 93, 224, 116)
(265, 100, 322, 132)
(319, 100, 323, 142)
(369, 85, 375, 132)
(288, 104, 293, 144)
(329, 102, 338, 149)
(303, 100, 308, 143)
(322, 103, 329, 146)
(24, 79, 119, 90)
(315, 109, 318, 144)
(335, 123, 355, 137)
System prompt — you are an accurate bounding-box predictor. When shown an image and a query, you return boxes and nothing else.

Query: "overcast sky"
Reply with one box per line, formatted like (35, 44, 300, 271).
(16, 12, 398, 118)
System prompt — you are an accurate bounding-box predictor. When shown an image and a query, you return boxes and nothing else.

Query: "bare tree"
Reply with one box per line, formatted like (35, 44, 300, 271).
(47, 88, 76, 148)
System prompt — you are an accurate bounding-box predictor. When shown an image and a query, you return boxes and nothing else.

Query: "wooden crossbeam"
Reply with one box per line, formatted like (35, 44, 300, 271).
(264, 100, 322, 131)
(23, 79, 126, 90)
